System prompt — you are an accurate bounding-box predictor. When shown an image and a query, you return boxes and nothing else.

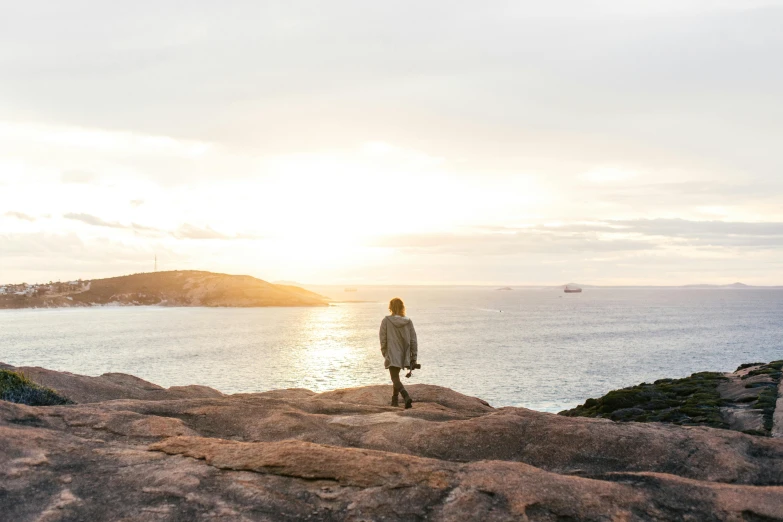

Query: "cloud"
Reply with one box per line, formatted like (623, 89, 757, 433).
(2, 2, 782, 179)
(580, 167, 638, 183)
(175, 224, 231, 240)
(5, 211, 36, 222)
(130, 222, 161, 232)
(372, 229, 657, 256)
(63, 213, 165, 235)
(64, 212, 127, 229)
(372, 219, 783, 256)
(62, 212, 258, 241)
(610, 219, 783, 248)
(2, 3, 783, 284)
(1, 232, 86, 258)
(0, 232, 185, 283)
(595, 181, 783, 207)
(61, 170, 97, 184)
(174, 223, 261, 240)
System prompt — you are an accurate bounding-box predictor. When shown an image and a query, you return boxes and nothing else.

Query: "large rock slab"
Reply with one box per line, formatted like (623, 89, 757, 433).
(1, 365, 782, 520)
(1, 363, 224, 403)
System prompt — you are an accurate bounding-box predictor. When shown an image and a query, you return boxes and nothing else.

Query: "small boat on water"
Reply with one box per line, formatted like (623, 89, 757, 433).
(564, 285, 582, 293)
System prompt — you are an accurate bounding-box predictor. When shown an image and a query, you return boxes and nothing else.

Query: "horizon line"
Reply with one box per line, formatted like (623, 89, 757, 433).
(3, 270, 782, 289)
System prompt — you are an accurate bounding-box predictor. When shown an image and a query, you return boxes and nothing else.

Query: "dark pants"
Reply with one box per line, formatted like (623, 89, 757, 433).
(389, 366, 409, 399)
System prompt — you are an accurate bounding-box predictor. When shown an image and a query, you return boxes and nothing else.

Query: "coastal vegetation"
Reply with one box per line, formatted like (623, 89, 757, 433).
(560, 361, 783, 436)
(742, 360, 783, 432)
(559, 371, 730, 428)
(0, 370, 72, 406)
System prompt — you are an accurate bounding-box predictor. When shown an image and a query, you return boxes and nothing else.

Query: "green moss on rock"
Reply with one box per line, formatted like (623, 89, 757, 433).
(559, 371, 729, 429)
(742, 361, 783, 433)
(0, 370, 73, 406)
(756, 387, 778, 432)
(561, 361, 783, 436)
(736, 362, 766, 371)
(741, 360, 783, 380)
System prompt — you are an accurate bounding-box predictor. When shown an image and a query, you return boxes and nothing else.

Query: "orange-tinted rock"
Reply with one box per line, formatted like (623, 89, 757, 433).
(4, 364, 224, 403)
(1, 365, 782, 520)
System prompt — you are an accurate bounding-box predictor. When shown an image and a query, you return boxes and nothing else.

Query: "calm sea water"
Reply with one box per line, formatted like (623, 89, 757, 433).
(1, 287, 782, 412)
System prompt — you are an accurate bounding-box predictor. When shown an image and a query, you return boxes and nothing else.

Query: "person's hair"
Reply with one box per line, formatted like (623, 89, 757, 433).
(389, 297, 405, 316)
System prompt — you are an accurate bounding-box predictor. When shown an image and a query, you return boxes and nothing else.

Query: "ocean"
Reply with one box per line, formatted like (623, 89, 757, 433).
(1, 286, 782, 412)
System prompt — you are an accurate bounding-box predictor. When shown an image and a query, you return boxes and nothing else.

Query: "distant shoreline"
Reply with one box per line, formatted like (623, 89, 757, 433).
(0, 270, 329, 310)
(303, 283, 783, 289)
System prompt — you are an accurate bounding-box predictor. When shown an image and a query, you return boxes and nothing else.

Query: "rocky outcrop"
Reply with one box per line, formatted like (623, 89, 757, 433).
(0, 363, 224, 403)
(0, 368, 72, 406)
(718, 362, 781, 435)
(2, 364, 782, 520)
(561, 361, 783, 437)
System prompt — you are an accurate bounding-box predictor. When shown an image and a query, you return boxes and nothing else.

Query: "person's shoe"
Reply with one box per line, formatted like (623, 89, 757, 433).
(391, 396, 399, 407)
(404, 397, 413, 409)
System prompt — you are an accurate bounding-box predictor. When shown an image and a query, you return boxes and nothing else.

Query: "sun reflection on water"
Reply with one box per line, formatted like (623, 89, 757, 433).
(283, 304, 383, 392)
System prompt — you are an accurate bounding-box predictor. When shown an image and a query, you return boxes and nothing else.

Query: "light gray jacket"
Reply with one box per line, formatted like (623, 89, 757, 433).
(379, 315, 418, 369)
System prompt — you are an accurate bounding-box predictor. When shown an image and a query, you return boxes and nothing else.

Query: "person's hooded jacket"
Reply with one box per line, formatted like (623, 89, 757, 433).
(379, 315, 418, 369)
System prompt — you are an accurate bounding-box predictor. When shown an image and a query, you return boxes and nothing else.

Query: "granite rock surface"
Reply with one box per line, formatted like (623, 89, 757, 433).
(2, 363, 782, 521)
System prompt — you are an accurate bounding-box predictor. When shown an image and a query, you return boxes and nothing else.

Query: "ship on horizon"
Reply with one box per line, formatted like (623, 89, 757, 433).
(564, 284, 583, 293)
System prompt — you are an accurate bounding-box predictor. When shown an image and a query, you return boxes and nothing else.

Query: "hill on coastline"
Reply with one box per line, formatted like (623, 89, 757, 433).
(0, 271, 328, 309)
(682, 282, 753, 288)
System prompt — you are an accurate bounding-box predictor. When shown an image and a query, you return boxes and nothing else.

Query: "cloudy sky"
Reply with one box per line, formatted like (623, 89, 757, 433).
(2, 1, 783, 285)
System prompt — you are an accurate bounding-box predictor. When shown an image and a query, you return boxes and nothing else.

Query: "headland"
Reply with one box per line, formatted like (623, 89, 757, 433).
(0, 270, 328, 309)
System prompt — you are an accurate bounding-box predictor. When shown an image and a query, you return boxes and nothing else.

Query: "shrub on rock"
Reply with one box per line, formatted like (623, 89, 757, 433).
(559, 371, 729, 429)
(0, 370, 73, 406)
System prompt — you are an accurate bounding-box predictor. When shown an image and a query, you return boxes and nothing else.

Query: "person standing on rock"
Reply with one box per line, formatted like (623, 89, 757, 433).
(379, 297, 418, 409)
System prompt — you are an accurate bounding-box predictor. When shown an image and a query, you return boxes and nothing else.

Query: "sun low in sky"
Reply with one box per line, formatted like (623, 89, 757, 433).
(2, 1, 783, 285)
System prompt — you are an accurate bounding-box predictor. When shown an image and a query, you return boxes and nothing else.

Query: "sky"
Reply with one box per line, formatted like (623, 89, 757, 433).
(2, 1, 783, 286)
